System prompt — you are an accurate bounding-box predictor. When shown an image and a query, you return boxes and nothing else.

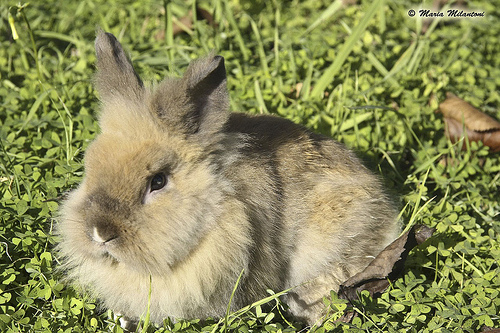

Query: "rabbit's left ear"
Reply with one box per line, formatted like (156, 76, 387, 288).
(94, 31, 145, 104)
(153, 55, 230, 136)
(183, 55, 229, 135)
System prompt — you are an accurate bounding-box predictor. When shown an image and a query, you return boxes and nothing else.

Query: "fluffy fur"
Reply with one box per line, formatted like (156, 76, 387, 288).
(56, 31, 400, 327)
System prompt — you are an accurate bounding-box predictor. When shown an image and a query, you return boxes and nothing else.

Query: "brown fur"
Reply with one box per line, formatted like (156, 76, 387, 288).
(56, 31, 400, 327)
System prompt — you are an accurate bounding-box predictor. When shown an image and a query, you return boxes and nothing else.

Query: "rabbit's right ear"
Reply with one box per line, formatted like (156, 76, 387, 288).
(94, 31, 144, 104)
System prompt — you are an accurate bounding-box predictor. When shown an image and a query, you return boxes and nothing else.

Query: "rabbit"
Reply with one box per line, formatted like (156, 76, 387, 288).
(56, 31, 400, 329)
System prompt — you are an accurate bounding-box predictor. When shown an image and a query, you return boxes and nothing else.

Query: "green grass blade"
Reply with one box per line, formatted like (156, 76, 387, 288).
(311, 0, 383, 98)
(385, 41, 417, 79)
(17, 89, 50, 135)
(366, 52, 400, 87)
(165, 0, 175, 68)
(139, 276, 152, 333)
(248, 15, 270, 77)
(223, 269, 244, 333)
(254, 80, 268, 114)
(273, 6, 280, 76)
(35, 31, 87, 49)
(302, 0, 344, 36)
(402, 167, 432, 235)
(338, 111, 372, 132)
(300, 60, 314, 100)
(223, 0, 250, 61)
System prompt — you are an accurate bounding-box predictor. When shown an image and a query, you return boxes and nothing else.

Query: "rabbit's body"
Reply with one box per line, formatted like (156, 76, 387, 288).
(57, 32, 399, 327)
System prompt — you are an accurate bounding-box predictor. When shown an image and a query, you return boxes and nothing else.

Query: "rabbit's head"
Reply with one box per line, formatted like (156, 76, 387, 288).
(57, 32, 236, 283)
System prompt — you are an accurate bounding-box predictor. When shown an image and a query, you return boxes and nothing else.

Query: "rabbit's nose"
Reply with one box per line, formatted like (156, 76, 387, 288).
(91, 221, 119, 244)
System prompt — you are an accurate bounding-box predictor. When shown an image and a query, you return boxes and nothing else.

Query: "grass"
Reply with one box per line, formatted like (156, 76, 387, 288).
(1, 0, 500, 332)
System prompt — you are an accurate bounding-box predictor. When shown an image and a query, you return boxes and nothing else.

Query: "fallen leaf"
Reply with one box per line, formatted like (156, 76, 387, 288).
(155, 7, 216, 40)
(337, 224, 434, 320)
(439, 92, 500, 152)
(172, 14, 195, 36)
(481, 328, 500, 333)
(195, 7, 216, 27)
(294, 82, 303, 98)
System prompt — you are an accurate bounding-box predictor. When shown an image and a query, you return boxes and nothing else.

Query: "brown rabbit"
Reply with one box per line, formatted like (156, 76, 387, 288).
(56, 31, 400, 328)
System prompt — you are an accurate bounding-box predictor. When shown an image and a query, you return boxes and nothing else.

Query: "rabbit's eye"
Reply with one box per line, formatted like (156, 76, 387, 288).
(150, 173, 167, 192)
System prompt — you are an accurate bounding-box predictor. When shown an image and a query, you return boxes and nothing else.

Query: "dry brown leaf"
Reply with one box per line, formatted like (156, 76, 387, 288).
(337, 224, 434, 321)
(155, 7, 216, 40)
(172, 15, 194, 36)
(439, 92, 500, 152)
(294, 82, 303, 98)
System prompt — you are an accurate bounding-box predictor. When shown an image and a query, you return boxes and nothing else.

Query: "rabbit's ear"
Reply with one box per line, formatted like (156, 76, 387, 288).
(185, 55, 230, 135)
(183, 55, 227, 97)
(182, 55, 229, 135)
(94, 31, 144, 104)
(154, 55, 229, 136)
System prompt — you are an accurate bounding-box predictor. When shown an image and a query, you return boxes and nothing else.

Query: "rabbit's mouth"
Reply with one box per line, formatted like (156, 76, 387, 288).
(95, 243, 123, 267)
(100, 249, 119, 264)
(90, 226, 121, 262)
